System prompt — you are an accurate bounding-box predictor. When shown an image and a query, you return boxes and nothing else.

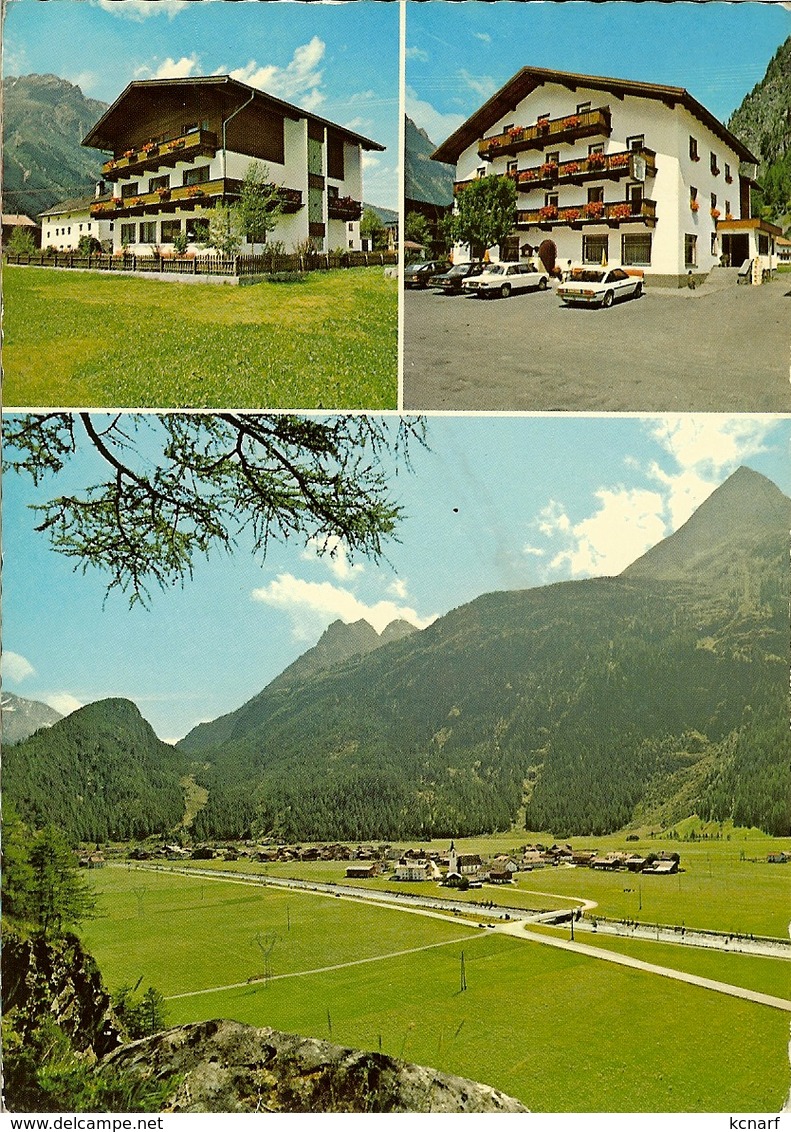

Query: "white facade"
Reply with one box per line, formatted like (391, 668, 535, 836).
(82, 79, 378, 256)
(437, 69, 758, 285)
(40, 195, 115, 251)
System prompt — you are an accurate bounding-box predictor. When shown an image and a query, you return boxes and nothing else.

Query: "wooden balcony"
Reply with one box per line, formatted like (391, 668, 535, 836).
(91, 178, 243, 218)
(328, 196, 363, 221)
(478, 107, 612, 160)
(517, 198, 657, 230)
(91, 179, 303, 219)
(102, 130, 219, 181)
(510, 147, 656, 190)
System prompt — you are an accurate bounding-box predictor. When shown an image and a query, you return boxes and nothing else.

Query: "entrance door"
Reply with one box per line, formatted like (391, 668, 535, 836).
(722, 233, 749, 268)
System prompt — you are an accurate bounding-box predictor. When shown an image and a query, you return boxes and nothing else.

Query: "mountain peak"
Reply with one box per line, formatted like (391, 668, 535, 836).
(622, 466, 791, 584)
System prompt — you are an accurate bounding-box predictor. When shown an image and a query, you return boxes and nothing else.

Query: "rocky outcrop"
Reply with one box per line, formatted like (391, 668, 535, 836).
(2, 931, 125, 1058)
(104, 1019, 528, 1113)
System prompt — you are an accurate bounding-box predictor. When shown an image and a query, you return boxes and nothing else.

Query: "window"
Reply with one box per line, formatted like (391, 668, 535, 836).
(725, 200, 731, 217)
(685, 233, 697, 267)
(583, 234, 608, 263)
(725, 162, 732, 182)
(576, 101, 591, 114)
(476, 167, 485, 179)
(711, 233, 718, 255)
(689, 136, 699, 161)
(183, 166, 210, 187)
(758, 234, 770, 255)
(121, 182, 140, 199)
(120, 222, 136, 245)
(149, 174, 170, 192)
(507, 160, 517, 175)
(626, 134, 645, 151)
(327, 131, 345, 180)
(587, 186, 604, 203)
(545, 151, 560, 165)
(690, 186, 698, 202)
(710, 193, 717, 210)
(79, 223, 83, 231)
(622, 233, 652, 265)
(328, 185, 339, 202)
(710, 152, 720, 175)
(627, 183, 643, 208)
(160, 219, 181, 243)
(537, 113, 550, 123)
(588, 142, 604, 155)
(348, 222, 354, 233)
(182, 121, 207, 135)
(545, 192, 559, 208)
(140, 221, 157, 243)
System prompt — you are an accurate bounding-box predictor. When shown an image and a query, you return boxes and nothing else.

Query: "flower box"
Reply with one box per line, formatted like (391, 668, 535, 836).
(519, 169, 539, 182)
(611, 203, 632, 219)
(609, 152, 630, 168)
(564, 162, 580, 176)
(186, 187, 205, 199)
(561, 208, 581, 222)
(690, 199, 700, 212)
(583, 201, 604, 219)
(538, 205, 558, 221)
(540, 162, 559, 178)
(123, 149, 135, 160)
(562, 115, 581, 129)
(157, 188, 171, 199)
(710, 208, 721, 220)
(587, 152, 606, 169)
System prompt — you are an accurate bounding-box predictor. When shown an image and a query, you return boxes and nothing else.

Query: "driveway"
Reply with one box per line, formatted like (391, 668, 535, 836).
(403, 277, 791, 412)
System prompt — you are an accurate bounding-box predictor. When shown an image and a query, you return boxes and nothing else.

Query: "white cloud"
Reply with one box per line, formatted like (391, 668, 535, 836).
(301, 535, 364, 582)
(229, 37, 326, 109)
(473, 32, 492, 43)
(406, 46, 429, 63)
(405, 85, 465, 148)
(96, 0, 190, 21)
(644, 416, 776, 529)
(522, 546, 545, 558)
(139, 54, 199, 80)
(2, 651, 35, 683)
(251, 574, 436, 637)
(458, 68, 497, 100)
(537, 500, 571, 537)
(387, 578, 408, 599)
(548, 488, 668, 578)
(362, 153, 381, 171)
(43, 693, 83, 716)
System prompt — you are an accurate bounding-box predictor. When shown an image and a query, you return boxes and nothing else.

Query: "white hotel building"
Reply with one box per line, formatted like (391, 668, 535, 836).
(80, 76, 385, 255)
(432, 66, 780, 286)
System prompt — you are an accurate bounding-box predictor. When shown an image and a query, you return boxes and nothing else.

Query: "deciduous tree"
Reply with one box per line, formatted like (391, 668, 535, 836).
(447, 176, 517, 258)
(238, 161, 285, 254)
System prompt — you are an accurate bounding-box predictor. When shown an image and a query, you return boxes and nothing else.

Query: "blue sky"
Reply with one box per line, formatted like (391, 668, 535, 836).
(3, 413, 789, 742)
(406, 1, 791, 147)
(3, 0, 399, 207)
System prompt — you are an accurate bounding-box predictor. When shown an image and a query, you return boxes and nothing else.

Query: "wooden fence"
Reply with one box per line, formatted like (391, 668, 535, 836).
(4, 249, 398, 276)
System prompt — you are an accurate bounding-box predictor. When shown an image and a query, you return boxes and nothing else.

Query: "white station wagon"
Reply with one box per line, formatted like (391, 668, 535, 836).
(557, 267, 643, 308)
(462, 260, 550, 298)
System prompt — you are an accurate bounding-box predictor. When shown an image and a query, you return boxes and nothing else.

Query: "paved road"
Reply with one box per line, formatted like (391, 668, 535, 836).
(403, 277, 791, 412)
(127, 863, 791, 1013)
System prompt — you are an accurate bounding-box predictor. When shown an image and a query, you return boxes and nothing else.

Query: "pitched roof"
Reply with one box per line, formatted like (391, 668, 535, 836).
(2, 213, 39, 227)
(39, 193, 111, 219)
(431, 66, 758, 166)
(82, 76, 385, 153)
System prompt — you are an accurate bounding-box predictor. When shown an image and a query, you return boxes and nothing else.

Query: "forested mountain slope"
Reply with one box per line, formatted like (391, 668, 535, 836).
(3, 699, 188, 841)
(185, 469, 790, 842)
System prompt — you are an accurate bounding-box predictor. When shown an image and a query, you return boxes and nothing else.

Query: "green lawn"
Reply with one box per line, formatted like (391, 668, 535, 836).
(81, 866, 789, 1112)
(3, 265, 396, 409)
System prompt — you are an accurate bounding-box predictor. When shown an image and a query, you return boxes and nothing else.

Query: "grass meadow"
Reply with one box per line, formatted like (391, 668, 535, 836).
(81, 866, 789, 1112)
(2, 265, 397, 409)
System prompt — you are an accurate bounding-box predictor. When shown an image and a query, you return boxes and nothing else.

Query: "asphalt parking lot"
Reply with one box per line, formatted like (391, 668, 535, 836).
(403, 277, 791, 412)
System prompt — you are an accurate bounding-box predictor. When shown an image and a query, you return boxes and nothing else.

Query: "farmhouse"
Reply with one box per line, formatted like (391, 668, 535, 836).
(2, 213, 41, 248)
(80, 76, 385, 255)
(39, 190, 114, 251)
(432, 66, 770, 285)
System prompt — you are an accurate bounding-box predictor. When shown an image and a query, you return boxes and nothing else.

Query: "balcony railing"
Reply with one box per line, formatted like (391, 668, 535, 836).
(328, 196, 363, 221)
(517, 198, 657, 229)
(511, 147, 656, 189)
(91, 178, 243, 218)
(91, 180, 303, 219)
(478, 107, 612, 160)
(102, 129, 219, 180)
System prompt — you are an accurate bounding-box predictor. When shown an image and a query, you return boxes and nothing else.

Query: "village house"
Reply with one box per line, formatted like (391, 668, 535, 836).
(80, 76, 385, 255)
(432, 66, 775, 285)
(393, 858, 441, 882)
(39, 189, 114, 251)
(345, 862, 381, 879)
(2, 212, 41, 248)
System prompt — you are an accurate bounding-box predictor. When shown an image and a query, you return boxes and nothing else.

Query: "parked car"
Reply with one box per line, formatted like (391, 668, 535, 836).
(432, 262, 484, 293)
(557, 267, 643, 308)
(404, 260, 449, 288)
(462, 260, 550, 298)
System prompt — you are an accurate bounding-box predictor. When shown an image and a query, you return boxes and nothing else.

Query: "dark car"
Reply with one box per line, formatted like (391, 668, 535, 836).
(432, 262, 484, 293)
(404, 260, 450, 288)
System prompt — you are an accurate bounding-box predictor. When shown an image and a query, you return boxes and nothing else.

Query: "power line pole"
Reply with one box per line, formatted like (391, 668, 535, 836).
(460, 950, 467, 992)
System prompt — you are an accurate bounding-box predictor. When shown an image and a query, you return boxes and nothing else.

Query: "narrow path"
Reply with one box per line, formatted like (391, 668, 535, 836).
(165, 930, 481, 1002)
(497, 921, 791, 1013)
(121, 863, 791, 1013)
